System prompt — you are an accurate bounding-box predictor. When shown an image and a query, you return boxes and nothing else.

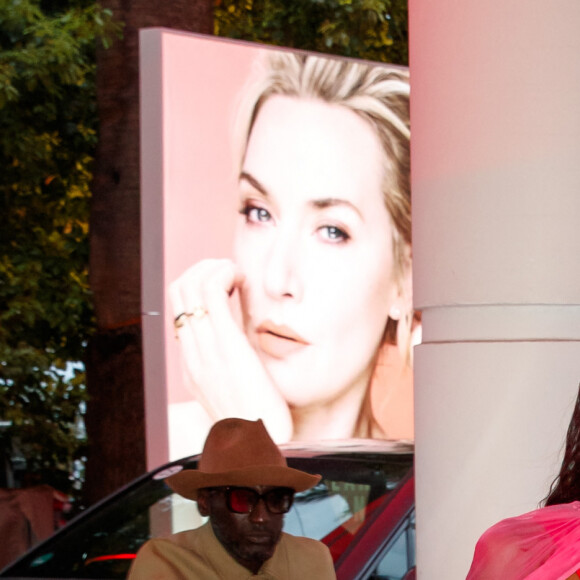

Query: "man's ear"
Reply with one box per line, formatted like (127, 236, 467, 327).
(197, 490, 211, 517)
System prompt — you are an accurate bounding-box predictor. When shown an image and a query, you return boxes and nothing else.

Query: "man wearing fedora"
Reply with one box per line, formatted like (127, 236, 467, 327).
(129, 418, 336, 578)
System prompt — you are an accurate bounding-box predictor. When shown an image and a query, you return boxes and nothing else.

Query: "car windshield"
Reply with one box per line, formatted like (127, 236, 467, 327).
(2, 443, 413, 579)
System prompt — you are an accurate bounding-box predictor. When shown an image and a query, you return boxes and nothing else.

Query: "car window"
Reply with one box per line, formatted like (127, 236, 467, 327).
(6, 477, 176, 578)
(2, 450, 412, 579)
(369, 511, 415, 580)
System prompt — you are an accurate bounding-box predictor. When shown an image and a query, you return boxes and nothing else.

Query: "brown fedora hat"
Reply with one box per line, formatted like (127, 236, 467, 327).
(166, 418, 321, 501)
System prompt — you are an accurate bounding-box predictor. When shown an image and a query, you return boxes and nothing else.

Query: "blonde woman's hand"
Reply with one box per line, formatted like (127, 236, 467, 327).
(169, 259, 293, 443)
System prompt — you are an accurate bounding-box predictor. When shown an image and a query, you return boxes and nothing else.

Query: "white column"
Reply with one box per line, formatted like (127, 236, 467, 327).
(409, 2, 580, 578)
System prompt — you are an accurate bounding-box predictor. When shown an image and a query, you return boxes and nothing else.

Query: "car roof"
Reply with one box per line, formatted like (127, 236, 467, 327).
(278, 438, 414, 457)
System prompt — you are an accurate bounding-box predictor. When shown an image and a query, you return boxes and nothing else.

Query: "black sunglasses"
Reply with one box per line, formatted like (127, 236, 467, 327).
(211, 486, 295, 514)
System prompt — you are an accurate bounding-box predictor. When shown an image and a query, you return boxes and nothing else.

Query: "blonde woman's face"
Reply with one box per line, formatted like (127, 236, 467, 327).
(234, 96, 402, 409)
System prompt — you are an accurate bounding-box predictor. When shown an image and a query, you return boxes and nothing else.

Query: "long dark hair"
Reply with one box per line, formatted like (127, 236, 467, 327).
(544, 383, 580, 506)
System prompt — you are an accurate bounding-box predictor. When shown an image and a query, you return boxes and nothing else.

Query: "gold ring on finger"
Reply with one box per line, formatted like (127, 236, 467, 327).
(191, 306, 208, 319)
(174, 312, 189, 329)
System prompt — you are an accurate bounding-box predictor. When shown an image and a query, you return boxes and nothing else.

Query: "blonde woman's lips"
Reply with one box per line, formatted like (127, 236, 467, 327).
(256, 323, 309, 359)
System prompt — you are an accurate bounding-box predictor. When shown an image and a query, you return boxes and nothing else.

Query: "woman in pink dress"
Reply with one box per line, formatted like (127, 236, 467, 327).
(467, 384, 580, 580)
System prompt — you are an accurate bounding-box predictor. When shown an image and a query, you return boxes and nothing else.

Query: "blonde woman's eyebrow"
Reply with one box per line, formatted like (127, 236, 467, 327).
(239, 171, 363, 220)
(239, 171, 268, 197)
(311, 198, 363, 220)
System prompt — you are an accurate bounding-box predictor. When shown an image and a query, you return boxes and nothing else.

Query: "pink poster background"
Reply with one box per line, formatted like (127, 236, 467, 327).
(140, 29, 414, 465)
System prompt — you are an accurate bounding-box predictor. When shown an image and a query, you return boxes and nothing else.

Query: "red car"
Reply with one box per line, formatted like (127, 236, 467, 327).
(0, 440, 415, 580)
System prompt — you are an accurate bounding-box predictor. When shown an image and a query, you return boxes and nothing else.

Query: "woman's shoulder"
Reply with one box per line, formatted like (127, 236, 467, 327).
(467, 503, 580, 579)
(484, 501, 580, 532)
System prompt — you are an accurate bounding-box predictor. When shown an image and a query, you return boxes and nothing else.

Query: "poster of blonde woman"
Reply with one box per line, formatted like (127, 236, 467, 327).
(140, 30, 416, 463)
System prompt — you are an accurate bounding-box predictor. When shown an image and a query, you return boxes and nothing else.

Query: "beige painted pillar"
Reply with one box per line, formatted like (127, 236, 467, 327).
(409, 2, 580, 578)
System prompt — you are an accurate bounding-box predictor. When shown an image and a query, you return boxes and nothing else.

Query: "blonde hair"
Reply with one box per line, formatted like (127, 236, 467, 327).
(236, 51, 412, 437)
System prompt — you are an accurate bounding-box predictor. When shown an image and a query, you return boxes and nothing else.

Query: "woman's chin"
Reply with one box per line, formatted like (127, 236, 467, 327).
(279, 390, 323, 410)
(271, 380, 326, 410)
(280, 386, 341, 414)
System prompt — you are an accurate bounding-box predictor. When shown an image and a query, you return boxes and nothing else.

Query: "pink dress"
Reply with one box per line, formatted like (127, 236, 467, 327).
(467, 502, 580, 580)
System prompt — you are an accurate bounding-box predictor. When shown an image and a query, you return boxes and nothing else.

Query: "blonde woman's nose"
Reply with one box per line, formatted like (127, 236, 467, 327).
(262, 234, 302, 301)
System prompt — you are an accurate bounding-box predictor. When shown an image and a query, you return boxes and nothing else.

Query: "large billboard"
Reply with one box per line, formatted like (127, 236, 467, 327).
(140, 29, 416, 464)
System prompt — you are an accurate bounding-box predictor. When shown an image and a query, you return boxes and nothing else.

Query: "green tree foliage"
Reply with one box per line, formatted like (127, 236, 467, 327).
(214, 0, 408, 65)
(0, 0, 118, 494)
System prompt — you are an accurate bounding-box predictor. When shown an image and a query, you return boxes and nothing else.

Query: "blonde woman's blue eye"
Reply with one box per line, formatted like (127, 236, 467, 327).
(240, 204, 271, 223)
(322, 226, 349, 242)
(254, 208, 271, 222)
